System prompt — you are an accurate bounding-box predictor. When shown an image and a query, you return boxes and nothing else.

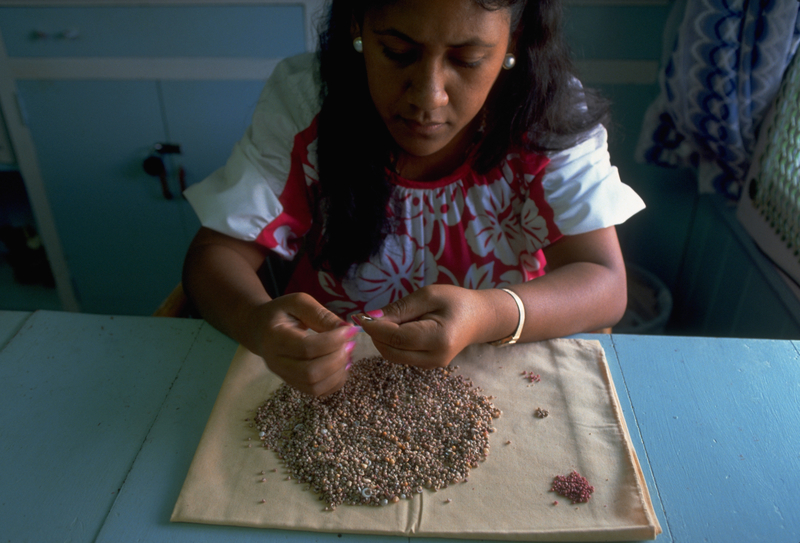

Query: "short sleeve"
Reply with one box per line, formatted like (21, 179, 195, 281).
(183, 53, 320, 254)
(542, 125, 645, 236)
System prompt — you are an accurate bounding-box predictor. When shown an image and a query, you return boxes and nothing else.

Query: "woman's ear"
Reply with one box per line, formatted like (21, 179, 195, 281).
(350, 15, 362, 41)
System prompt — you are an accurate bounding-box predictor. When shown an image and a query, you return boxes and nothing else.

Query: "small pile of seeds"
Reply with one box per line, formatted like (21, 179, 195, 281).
(253, 356, 500, 509)
(550, 471, 595, 504)
(521, 371, 541, 383)
(534, 407, 549, 418)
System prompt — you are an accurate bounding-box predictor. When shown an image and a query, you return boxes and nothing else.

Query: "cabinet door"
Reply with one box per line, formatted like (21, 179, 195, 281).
(16, 79, 187, 315)
(160, 80, 268, 243)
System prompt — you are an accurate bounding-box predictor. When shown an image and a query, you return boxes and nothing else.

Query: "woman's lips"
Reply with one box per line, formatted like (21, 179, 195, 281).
(402, 118, 446, 136)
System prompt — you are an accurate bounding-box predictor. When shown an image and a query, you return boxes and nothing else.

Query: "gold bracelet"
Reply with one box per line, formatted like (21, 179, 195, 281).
(488, 288, 525, 346)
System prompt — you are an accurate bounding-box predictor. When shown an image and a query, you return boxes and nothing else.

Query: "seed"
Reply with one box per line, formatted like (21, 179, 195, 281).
(250, 356, 500, 508)
(550, 471, 595, 504)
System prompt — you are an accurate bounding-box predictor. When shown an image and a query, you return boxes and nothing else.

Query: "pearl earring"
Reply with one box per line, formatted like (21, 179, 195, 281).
(353, 37, 363, 53)
(502, 53, 516, 70)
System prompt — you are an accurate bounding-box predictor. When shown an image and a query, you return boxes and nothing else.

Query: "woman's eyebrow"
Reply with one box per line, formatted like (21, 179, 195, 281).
(371, 27, 496, 48)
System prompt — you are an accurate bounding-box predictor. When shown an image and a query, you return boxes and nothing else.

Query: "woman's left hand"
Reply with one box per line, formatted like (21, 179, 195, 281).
(355, 285, 510, 368)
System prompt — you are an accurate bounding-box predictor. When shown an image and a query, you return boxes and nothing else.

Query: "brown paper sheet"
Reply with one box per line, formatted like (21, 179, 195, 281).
(172, 336, 661, 541)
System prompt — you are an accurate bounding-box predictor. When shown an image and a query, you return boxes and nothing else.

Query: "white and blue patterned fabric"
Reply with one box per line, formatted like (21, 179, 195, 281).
(636, 0, 800, 199)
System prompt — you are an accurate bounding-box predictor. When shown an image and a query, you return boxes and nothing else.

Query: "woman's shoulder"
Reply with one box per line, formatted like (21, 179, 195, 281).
(270, 52, 320, 88)
(242, 53, 321, 157)
(252, 52, 321, 134)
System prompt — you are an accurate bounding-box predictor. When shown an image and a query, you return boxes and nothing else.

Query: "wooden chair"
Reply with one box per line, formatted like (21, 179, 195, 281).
(153, 283, 191, 317)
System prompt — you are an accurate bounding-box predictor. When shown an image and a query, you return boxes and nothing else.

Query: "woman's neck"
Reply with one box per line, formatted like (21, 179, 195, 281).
(394, 119, 482, 181)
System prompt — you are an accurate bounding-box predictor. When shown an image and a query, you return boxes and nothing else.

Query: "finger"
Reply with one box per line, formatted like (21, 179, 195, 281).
(309, 357, 352, 397)
(274, 322, 359, 363)
(270, 340, 355, 395)
(364, 319, 448, 366)
(358, 291, 431, 326)
(282, 292, 348, 333)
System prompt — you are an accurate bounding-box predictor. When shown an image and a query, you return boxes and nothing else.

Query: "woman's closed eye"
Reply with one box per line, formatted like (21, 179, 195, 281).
(382, 46, 484, 70)
(382, 46, 417, 65)
(450, 55, 483, 69)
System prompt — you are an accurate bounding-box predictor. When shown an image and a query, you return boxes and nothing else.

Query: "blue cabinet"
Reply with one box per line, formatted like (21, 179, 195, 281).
(17, 79, 266, 314)
(1, 3, 310, 314)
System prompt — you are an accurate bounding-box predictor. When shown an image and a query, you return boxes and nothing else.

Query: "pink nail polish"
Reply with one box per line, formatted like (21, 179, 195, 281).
(366, 309, 384, 319)
(345, 326, 359, 338)
(345, 341, 356, 354)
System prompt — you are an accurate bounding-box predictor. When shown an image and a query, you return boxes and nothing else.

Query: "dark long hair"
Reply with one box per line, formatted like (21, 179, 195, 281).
(314, 0, 609, 277)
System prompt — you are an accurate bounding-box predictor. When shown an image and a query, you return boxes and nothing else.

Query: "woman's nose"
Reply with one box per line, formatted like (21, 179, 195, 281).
(407, 60, 449, 111)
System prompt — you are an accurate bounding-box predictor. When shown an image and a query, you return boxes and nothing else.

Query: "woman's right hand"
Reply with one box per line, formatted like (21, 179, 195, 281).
(183, 228, 357, 397)
(243, 292, 359, 397)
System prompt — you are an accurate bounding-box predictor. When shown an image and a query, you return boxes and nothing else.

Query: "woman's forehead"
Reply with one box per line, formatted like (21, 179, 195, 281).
(362, 0, 512, 43)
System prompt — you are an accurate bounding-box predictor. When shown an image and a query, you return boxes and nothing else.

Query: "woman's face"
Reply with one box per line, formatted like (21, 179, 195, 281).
(358, 0, 512, 176)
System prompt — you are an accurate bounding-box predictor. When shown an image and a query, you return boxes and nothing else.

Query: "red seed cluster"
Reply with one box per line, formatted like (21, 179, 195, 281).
(521, 370, 541, 383)
(550, 471, 594, 504)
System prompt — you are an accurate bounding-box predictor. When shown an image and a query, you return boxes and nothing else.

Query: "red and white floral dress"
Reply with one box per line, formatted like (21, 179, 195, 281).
(185, 53, 645, 320)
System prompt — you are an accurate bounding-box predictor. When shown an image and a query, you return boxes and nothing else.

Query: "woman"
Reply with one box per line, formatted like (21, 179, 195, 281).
(182, 0, 645, 395)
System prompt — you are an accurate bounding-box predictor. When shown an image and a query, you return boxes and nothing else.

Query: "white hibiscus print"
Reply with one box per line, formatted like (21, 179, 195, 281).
(461, 262, 496, 290)
(519, 251, 542, 274)
(464, 179, 523, 266)
(270, 224, 297, 259)
(499, 269, 525, 287)
(342, 234, 438, 309)
(395, 183, 466, 257)
(520, 179, 549, 252)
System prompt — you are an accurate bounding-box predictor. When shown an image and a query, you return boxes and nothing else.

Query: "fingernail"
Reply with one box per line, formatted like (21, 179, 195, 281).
(351, 315, 362, 325)
(366, 309, 384, 319)
(345, 341, 356, 354)
(336, 320, 350, 328)
(345, 361, 352, 371)
(345, 326, 359, 338)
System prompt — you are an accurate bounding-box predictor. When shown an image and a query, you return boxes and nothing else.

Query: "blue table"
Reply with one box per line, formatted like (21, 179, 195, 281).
(0, 310, 797, 542)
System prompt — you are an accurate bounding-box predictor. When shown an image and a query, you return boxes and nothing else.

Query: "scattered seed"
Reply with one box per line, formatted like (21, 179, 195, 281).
(534, 407, 549, 418)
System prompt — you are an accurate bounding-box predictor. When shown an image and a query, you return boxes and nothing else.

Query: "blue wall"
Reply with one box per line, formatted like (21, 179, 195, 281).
(564, 2, 697, 294)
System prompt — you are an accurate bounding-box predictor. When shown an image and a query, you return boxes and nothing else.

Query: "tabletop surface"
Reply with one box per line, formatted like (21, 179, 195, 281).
(0, 310, 798, 543)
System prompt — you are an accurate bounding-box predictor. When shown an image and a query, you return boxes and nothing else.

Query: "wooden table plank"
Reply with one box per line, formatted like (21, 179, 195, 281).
(611, 334, 800, 543)
(601, 334, 672, 543)
(0, 311, 203, 543)
(0, 310, 31, 351)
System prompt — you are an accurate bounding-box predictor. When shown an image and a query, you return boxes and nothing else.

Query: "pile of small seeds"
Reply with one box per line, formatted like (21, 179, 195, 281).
(551, 471, 595, 504)
(253, 356, 501, 509)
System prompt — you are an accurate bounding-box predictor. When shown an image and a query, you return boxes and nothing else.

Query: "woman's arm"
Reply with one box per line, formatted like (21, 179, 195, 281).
(356, 226, 627, 367)
(182, 227, 358, 396)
